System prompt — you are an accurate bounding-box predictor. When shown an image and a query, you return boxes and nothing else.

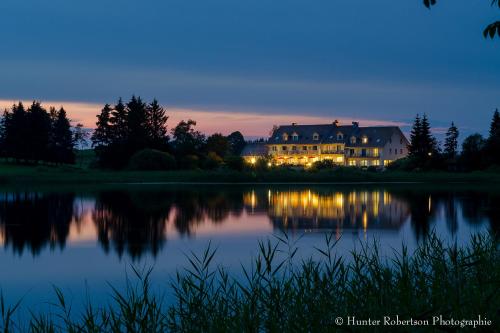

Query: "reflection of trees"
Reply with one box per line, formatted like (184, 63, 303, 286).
(92, 189, 246, 258)
(0, 192, 75, 256)
(92, 191, 171, 259)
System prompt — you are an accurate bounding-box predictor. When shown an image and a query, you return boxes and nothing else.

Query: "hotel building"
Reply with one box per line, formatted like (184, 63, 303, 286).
(242, 121, 409, 167)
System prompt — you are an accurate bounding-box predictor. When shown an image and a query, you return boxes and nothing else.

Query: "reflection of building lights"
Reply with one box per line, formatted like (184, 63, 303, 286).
(428, 195, 431, 212)
(363, 211, 368, 230)
(267, 162, 272, 167)
(250, 157, 256, 164)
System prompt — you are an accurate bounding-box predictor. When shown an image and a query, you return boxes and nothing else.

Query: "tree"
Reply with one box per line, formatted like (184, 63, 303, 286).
(420, 114, 438, 156)
(171, 119, 206, 156)
(26, 101, 52, 162)
(461, 134, 486, 170)
(206, 133, 229, 158)
(73, 123, 89, 150)
(110, 98, 128, 142)
(408, 114, 422, 159)
(91, 104, 113, 148)
(126, 95, 148, 151)
(146, 99, 169, 149)
(227, 131, 246, 155)
(1, 102, 29, 161)
(423, 0, 500, 39)
(50, 107, 75, 164)
(485, 108, 500, 165)
(444, 122, 459, 158)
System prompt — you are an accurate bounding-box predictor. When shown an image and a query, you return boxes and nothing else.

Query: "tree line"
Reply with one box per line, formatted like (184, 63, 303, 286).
(91, 96, 246, 170)
(0, 101, 86, 164)
(395, 109, 500, 171)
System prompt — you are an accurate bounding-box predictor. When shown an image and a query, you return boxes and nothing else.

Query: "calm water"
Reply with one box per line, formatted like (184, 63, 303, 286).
(0, 184, 497, 311)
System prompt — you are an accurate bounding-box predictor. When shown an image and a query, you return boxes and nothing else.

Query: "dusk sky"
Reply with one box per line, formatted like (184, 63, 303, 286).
(1, 0, 499, 139)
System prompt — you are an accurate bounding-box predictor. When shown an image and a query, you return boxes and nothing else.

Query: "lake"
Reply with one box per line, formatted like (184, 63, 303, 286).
(0, 184, 497, 312)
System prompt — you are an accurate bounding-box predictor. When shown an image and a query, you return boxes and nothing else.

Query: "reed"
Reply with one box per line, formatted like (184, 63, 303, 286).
(1, 233, 498, 332)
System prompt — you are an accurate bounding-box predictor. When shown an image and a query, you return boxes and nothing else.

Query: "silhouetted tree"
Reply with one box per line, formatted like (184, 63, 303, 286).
(110, 98, 128, 142)
(171, 119, 206, 156)
(27, 102, 52, 162)
(206, 133, 229, 158)
(92, 104, 113, 147)
(73, 123, 89, 150)
(146, 99, 169, 150)
(126, 96, 148, 152)
(50, 107, 75, 164)
(485, 108, 500, 166)
(444, 122, 459, 158)
(461, 134, 485, 171)
(408, 114, 422, 159)
(227, 131, 246, 155)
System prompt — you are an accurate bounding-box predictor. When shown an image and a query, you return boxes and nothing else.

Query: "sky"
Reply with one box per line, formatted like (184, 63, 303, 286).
(0, 0, 499, 140)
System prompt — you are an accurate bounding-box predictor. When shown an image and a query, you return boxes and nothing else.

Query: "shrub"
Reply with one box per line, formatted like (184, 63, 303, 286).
(178, 154, 199, 169)
(224, 155, 245, 171)
(310, 159, 336, 171)
(203, 152, 224, 170)
(127, 149, 176, 171)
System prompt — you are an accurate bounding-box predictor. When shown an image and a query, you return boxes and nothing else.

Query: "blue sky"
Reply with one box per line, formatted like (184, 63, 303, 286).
(0, 0, 499, 138)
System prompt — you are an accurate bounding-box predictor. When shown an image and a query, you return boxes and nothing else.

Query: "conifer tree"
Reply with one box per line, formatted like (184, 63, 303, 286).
(146, 99, 169, 149)
(408, 114, 422, 158)
(91, 104, 113, 148)
(110, 98, 128, 142)
(50, 107, 75, 164)
(127, 95, 148, 151)
(27, 101, 51, 162)
(485, 108, 500, 165)
(444, 122, 459, 158)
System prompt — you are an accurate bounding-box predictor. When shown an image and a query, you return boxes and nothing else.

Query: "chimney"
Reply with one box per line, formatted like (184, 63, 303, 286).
(333, 119, 339, 126)
(352, 121, 359, 128)
(292, 122, 297, 126)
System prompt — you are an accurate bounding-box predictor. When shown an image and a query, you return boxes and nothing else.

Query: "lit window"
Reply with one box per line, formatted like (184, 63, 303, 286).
(373, 148, 379, 156)
(362, 136, 368, 144)
(349, 160, 356, 166)
(350, 136, 356, 144)
(336, 156, 344, 163)
(373, 160, 380, 166)
(282, 133, 288, 141)
(361, 160, 368, 166)
(337, 145, 342, 151)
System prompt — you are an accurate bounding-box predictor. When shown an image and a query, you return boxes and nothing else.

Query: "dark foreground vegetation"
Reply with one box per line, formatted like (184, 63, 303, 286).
(1, 233, 498, 332)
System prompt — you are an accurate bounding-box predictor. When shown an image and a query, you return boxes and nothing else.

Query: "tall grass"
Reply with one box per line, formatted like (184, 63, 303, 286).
(1, 233, 498, 332)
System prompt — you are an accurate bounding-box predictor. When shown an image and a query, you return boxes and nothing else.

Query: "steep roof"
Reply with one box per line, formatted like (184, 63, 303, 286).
(270, 123, 407, 147)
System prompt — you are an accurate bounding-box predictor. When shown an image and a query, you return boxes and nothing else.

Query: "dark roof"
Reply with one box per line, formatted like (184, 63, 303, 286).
(241, 142, 269, 156)
(270, 123, 408, 147)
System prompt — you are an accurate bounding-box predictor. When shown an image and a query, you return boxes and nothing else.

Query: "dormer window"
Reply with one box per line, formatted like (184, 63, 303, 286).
(282, 133, 289, 141)
(312, 132, 319, 141)
(337, 132, 343, 140)
(292, 132, 299, 141)
(362, 136, 368, 144)
(350, 136, 356, 144)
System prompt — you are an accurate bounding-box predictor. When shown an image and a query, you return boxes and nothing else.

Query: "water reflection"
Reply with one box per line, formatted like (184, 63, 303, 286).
(0, 187, 497, 258)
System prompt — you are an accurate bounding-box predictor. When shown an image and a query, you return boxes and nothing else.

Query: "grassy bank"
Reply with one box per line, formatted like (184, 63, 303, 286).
(1, 162, 500, 185)
(1, 233, 498, 332)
